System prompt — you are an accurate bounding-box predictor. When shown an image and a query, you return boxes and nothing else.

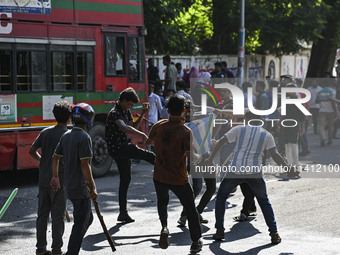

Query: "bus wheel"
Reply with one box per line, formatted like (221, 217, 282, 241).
(89, 122, 112, 177)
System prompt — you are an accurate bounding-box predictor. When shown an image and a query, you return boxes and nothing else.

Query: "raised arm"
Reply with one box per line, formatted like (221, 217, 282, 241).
(115, 119, 148, 143)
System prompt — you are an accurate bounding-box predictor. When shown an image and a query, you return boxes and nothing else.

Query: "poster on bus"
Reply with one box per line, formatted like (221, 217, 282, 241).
(43, 95, 73, 120)
(0, 94, 17, 123)
(0, 0, 51, 14)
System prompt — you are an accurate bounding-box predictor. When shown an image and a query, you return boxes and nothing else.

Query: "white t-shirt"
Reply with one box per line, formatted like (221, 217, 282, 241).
(148, 92, 162, 125)
(225, 125, 276, 174)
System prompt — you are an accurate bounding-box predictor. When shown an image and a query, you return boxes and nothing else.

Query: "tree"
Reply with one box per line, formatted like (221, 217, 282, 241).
(143, 0, 340, 76)
(306, 0, 340, 77)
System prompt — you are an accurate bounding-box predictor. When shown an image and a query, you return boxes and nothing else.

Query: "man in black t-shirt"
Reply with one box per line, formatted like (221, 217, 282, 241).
(105, 87, 155, 223)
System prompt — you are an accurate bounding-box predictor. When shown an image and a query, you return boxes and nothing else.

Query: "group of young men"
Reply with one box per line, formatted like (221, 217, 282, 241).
(30, 85, 295, 254)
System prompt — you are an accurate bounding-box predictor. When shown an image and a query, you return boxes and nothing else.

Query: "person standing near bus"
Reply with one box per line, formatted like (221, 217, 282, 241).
(50, 103, 97, 255)
(29, 101, 72, 255)
(105, 88, 155, 223)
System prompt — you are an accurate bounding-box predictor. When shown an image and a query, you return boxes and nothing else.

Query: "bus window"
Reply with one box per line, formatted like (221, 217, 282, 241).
(16, 51, 47, 92)
(77, 51, 94, 91)
(128, 37, 145, 83)
(105, 35, 126, 76)
(51, 51, 74, 91)
(0, 50, 12, 92)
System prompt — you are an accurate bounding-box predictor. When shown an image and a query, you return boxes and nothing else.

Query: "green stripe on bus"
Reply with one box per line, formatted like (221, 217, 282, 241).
(18, 91, 146, 103)
(52, 0, 142, 15)
(18, 107, 42, 117)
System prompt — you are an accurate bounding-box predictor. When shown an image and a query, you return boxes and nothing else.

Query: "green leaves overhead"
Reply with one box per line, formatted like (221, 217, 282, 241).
(143, 0, 340, 56)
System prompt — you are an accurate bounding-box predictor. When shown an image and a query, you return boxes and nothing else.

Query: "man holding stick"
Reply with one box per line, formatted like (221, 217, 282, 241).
(51, 103, 97, 255)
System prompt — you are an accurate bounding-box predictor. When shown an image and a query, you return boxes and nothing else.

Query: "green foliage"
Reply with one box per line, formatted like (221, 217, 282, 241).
(143, 0, 340, 56)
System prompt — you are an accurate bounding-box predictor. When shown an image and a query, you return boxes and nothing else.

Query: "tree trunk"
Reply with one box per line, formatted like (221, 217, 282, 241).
(306, 1, 338, 78)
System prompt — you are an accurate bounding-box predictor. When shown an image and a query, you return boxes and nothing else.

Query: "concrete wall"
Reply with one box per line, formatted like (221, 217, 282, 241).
(147, 52, 311, 80)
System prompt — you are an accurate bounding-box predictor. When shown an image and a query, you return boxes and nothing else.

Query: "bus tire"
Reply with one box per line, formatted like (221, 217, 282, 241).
(89, 122, 112, 177)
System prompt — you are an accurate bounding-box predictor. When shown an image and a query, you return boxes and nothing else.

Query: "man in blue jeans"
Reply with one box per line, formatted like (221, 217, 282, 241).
(204, 112, 295, 244)
(51, 103, 97, 255)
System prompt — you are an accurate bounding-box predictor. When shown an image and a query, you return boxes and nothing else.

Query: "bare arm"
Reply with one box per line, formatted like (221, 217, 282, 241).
(130, 103, 150, 129)
(115, 119, 148, 143)
(80, 159, 98, 201)
(29, 146, 41, 162)
(204, 136, 229, 164)
(50, 155, 61, 191)
(268, 147, 289, 167)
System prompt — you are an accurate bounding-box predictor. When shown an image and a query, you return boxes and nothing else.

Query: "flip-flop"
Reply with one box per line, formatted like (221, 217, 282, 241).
(233, 215, 249, 222)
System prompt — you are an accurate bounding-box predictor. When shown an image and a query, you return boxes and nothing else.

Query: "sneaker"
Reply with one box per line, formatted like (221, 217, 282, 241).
(159, 227, 169, 249)
(177, 216, 187, 227)
(117, 211, 135, 223)
(270, 232, 281, 244)
(212, 229, 225, 240)
(199, 214, 208, 224)
(190, 239, 202, 253)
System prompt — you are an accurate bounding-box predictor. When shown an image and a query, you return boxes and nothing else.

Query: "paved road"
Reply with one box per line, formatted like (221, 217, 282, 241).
(1, 131, 340, 255)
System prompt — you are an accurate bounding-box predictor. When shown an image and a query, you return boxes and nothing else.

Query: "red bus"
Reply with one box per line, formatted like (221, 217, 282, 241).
(0, 0, 148, 176)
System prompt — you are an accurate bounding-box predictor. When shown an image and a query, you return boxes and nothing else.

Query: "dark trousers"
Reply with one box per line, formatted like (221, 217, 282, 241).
(36, 187, 66, 254)
(153, 179, 202, 242)
(110, 143, 155, 212)
(310, 108, 319, 134)
(240, 183, 256, 215)
(181, 177, 216, 216)
(66, 198, 93, 255)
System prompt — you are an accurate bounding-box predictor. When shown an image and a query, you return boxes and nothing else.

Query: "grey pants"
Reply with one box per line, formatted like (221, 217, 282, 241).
(36, 186, 66, 254)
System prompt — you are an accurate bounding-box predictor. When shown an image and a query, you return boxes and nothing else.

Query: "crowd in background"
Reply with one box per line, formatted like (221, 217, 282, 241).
(147, 55, 340, 167)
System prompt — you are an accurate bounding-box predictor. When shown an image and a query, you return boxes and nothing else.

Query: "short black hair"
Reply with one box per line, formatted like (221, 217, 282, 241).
(214, 62, 222, 67)
(242, 81, 253, 92)
(53, 101, 72, 123)
(167, 95, 185, 116)
(176, 80, 187, 89)
(119, 87, 139, 103)
(175, 62, 182, 68)
(163, 55, 171, 62)
(256, 80, 266, 89)
(221, 61, 227, 68)
(166, 89, 176, 94)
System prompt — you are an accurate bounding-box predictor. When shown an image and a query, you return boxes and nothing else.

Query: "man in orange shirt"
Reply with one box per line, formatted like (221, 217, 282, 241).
(147, 95, 202, 253)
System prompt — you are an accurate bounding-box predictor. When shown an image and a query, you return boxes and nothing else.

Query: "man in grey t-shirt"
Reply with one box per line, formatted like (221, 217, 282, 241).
(29, 101, 72, 255)
(51, 103, 97, 255)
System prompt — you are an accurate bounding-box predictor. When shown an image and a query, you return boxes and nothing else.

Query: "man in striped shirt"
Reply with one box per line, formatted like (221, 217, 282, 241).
(204, 112, 293, 244)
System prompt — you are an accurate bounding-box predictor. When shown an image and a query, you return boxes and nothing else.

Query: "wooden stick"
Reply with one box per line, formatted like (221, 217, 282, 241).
(87, 183, 116, 252)
(136, 113, 154, 125)
(65, 210, 71, 222)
